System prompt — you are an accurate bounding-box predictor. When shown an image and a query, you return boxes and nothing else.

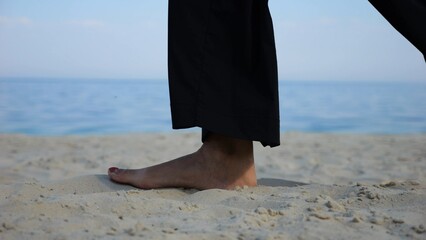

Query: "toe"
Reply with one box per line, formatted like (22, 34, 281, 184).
(108, 167, 132, 184)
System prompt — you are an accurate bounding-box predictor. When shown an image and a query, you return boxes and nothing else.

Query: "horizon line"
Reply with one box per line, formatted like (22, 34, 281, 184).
(0, 76, 424, 83)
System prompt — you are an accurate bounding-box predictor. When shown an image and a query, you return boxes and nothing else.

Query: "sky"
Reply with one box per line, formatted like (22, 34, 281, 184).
(0, 0, 425, 82)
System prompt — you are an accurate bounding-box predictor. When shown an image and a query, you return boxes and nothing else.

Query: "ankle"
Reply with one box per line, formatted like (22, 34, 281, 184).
(202, 133, 253, 158)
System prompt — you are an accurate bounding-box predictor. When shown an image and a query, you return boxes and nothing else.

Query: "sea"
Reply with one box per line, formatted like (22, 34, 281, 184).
(1, 78, 426, 135)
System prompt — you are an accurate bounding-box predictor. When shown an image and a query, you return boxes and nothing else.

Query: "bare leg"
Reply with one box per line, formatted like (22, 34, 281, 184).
(108, 132, 256, 190)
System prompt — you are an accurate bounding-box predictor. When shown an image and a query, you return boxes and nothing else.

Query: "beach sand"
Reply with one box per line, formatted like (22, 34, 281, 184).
(0, 132, 425, 239)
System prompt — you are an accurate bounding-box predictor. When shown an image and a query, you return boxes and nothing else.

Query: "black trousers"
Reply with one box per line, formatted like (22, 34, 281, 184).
(369, 0, 426, 61)
(167, 0, 280, 147)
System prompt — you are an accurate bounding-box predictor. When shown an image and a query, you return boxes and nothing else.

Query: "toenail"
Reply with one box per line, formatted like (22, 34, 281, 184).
(109, 167, 119, 174)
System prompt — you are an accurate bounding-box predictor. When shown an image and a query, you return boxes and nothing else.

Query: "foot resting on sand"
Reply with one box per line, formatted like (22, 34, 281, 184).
(108, 133, 257, 190)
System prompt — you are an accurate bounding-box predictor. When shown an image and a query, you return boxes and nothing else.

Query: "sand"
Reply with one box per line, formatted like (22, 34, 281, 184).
(0, 132, 425, 239)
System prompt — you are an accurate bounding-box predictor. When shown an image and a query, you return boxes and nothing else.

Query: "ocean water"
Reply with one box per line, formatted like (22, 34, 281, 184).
(1, 79, 426, 135)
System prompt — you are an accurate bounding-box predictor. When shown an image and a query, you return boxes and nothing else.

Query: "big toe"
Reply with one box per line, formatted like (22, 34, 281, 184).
(108, 167, 134, 184)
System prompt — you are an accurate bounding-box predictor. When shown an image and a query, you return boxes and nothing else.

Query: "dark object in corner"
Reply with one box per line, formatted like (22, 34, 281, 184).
(369, 0, 426, 61)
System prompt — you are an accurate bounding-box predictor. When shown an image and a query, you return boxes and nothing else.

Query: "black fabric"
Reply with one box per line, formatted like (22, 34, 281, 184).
(168, 0, 280, 147)
(201, 128, 211, 144)
(369, 0, 426, 60)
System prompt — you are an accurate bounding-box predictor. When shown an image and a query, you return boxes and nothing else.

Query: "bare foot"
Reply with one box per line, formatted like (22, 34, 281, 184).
(108, 133, 257, 190)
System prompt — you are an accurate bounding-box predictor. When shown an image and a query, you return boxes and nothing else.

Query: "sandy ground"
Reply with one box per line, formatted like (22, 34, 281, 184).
(0, 132, 425, 239)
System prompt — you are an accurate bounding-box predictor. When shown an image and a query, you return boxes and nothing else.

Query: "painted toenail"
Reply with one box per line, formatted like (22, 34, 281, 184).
(109, 167, 119, 174)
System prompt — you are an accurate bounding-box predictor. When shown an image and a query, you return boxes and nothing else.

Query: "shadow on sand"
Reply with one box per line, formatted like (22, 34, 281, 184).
(257, 178, 307, 187)
(46, 175, 308, 195)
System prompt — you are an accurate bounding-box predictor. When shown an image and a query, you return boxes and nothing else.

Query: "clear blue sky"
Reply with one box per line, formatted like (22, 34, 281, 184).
(0, 0, 425, 81)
